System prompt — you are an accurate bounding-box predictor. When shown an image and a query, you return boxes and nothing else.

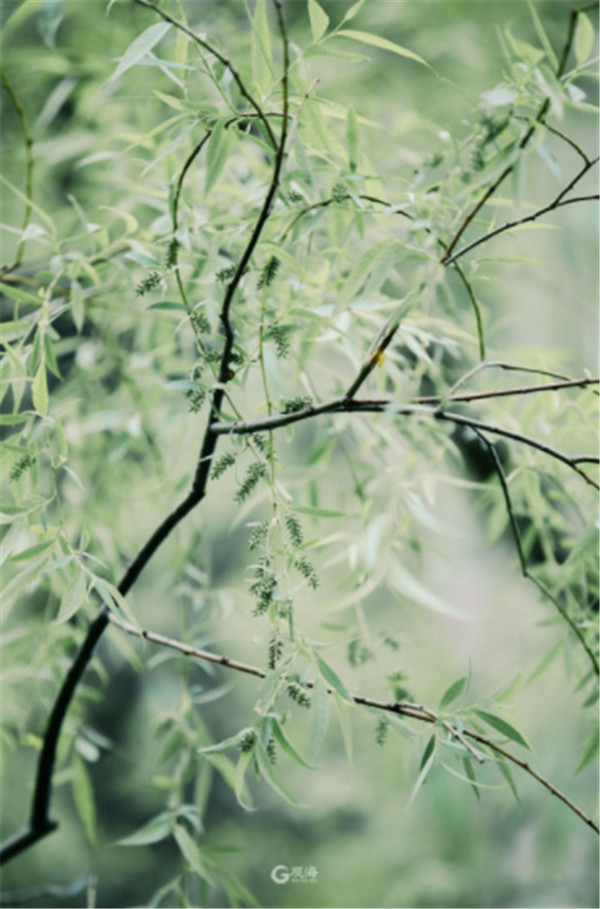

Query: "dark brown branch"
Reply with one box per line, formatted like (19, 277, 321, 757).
(134, 0, 277, 150)
(440, 3, 590, 263)
(471, 428, 599, 676)
(0, 0, 291, 867)
(443, 156, 599, 267)
(107, 612, 599, 835)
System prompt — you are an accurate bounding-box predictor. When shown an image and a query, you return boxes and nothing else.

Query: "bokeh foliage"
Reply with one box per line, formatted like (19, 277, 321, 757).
(1, 1, 598, 907)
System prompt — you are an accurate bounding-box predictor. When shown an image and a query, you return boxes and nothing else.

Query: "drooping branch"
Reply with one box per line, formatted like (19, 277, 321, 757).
(440, 3, 596, 263)
(106, 612, 600, 836)
(210, 379, 600, 488)
(0, 0, 291, 866)
(471, 428, 599, 677)
(442, 157, 599, 267)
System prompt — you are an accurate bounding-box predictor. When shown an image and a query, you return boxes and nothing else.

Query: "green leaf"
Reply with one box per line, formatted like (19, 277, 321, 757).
(473, 709, 531, 750)
(408, 735, 436, 807)
(308, 0, 329, 42)
(341, 237, 402, 304)
(526, 0, 558, 70)
(335, 29, 429, 68)
(439, 677, 467, 710)
(574, 13, 594, 67)
(254, 742, 298, 805)
(293, 505, 347, 519)
(251, 0, 274, 89)
(389, 558, 463, 618)
(462, 756, 480, 801)
(271, 717, 315, 769)
(94, 578, 139, 629)
(494, 755, 520, 803)
(72, 756, 97, 845)
(173, 825, 211, 880)
(108, 22, 171, 83)
(346, 106, 359, 173)
(340, 0, 368, 24)
(0, 282, 41, 305)
(314, 654, 353, 702)
(574, 722, 599, 774)
(117, 811, 174, 846)
(205, 120, 236, 196)
(55, 571, 88, 624)
(308, 677, 330, 763)
(333, 691, 353, 762)
(146, 301, 188, 312)
(32, 361, 48, 415)
(7, 539, 54, 564)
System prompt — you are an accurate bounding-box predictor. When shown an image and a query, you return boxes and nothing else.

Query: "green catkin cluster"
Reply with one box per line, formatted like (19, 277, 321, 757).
(136, 271, 161, 296)
(211, 452, 237, 480)
(235, 462, 267, 502)
(10, 451, 36, 481)
(287, 679, 311, 708)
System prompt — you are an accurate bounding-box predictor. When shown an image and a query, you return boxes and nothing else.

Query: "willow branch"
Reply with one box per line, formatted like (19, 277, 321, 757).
(443, 156, 599, 267)
(107, 612, 599, 836)
(0, 0, 291, 867)
(440, 3, 590, 263)
(472, 428, 599, 676)
(134, 0, 277, 150)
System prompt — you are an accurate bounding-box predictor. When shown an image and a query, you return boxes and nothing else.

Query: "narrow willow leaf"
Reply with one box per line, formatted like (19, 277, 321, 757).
(346, 106, 359, 173)
(340, 0, 368, 24)
(254, 743, 298, 805)
(308, 0, 329, 42)
(94, 579, 139, 629)
(462, 756, 480, 801)
(335, 29, 429, 68)
(271, 718, 315, 769)
(574, 722, 599, 774)
(173, 825, 211, 880)
(8, 539, 54, 564)
(32, 361, 48, 415)
(333, 692, 353, 762)
(574, 13, 594, 67)
(341, 237, 402, 304)
(251, 0, 273, 89)
(526, 0, 558, 69)
(315, 654, 353, 702)
(293, 505, 347, 519)
(0, 282, 41, 305)
(117, 812, 174, 846)
(494, 755, 520, 802)
(72, 757, 97, 845)
(439, 676, 467, 710)
(308, 677, 330, 763)
(205, 120, 235, 196)
(473, 709, 531, 750)
(108, 22, 171, 83)
(389, 558, 463, 618)
(407, 737, 436, 807)
(55, 572, 88, 624)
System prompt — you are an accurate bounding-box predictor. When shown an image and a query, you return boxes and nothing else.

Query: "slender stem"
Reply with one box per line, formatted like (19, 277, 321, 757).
(443, 156, 599, 267)
(107, 612, 599, 836)
(212, 378, 599, 428)
(440, 3, 589, 263)
(0, 0, 291, 867)
(472, 429, 599, 676)
(134, 0, 277, 150)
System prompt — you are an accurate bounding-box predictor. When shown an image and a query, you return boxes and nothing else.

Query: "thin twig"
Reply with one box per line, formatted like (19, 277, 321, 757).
(0, 0, 291, 867)
(440, 3, 590, 263)
(134, 0, 277, 150)
(443, 156, 599, 267)
(106, 612, 599, 835)
(472, 428, 599, 676)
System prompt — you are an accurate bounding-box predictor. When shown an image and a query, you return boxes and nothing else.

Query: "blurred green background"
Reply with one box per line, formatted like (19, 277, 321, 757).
(1, 1, 598, 907)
